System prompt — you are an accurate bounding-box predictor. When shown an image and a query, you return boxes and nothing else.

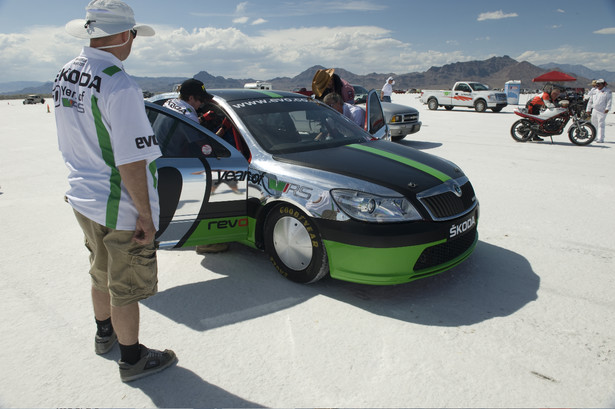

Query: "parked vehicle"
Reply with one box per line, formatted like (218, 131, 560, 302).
(292, 87, 313, 97)
(244, 81, 272, 90)
(146, 89, 478, 285)
(510, 99, 596, 145)
(420, 82, 507, 112)
(23, 95, 45, 104)
(353, 84, 422, 141)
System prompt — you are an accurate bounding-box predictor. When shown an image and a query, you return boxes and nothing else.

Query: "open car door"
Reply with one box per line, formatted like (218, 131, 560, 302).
(144, 102, 249, 249)
(365, 90, 388, 140)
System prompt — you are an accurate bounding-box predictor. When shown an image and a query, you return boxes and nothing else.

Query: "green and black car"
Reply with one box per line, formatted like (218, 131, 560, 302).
(146, 89, 478, 285)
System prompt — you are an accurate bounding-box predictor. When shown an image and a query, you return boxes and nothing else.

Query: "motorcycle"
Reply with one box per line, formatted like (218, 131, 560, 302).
(510, 99, 596, 146)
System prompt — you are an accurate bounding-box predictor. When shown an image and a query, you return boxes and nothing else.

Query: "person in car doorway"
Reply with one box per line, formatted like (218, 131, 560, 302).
(526, 85, 562, 141)
(163, 78, 231, 254)
(586, 79, 612, 143)
(312, 68, 355, 104)
(163, 78, 214, 122)
(55, 0, 176, 382)
(323, 92, 365, 128)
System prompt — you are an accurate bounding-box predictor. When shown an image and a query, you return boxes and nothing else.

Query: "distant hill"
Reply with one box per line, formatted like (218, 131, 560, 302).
(539, 63, 614, 84)
(0, 56, 604, 98)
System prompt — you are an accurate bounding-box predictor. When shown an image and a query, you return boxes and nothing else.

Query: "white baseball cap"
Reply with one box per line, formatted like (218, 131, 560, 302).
(65, 0, 155, 39)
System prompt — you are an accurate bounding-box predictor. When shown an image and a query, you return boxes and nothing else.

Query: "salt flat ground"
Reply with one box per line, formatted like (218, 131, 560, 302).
(0, 93, 614, 408)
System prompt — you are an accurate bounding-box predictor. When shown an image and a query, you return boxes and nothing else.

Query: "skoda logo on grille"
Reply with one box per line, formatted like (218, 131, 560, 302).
(452, 183, 462, 197)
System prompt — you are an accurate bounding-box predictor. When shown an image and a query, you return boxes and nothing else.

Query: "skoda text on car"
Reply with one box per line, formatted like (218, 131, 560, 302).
(146, 89, 478, 285)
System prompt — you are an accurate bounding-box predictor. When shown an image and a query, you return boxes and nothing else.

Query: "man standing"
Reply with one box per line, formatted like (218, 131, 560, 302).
(54, 0, 176, 382)
(586, 79, 612, 143)
(381, 77, 394, 102)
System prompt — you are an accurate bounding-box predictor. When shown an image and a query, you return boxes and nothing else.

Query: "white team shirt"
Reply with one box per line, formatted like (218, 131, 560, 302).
(54, 47, 161, 230)
(587, 87, 612, 113)
(163, 98, 199, 123)
(382, 82, 393, 97)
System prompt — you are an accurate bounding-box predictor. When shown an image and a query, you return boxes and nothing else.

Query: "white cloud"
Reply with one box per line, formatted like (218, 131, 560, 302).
(594, 27, 615, 34)
(477, 10, 518, 21)
(557, 9, 565, 13)
(233, 16, 249, 24)
(251, 18, 267, 26)
(235, 2, 249, 14)
(516, 46, 615, 71)
(1, 24, 614, 84)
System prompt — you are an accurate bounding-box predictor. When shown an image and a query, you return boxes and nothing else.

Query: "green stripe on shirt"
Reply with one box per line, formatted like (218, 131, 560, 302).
(91, 95, 121, 229)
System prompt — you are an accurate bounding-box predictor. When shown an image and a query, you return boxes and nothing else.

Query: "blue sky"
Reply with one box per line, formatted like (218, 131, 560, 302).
(0, 0, 614, 82)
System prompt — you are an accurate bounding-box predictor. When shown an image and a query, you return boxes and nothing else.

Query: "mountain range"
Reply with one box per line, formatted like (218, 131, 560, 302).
(2, 56, 613, 97)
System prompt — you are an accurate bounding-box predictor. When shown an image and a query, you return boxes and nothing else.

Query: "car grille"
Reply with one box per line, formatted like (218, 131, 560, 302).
(418, 179, 476, 220)
(401, 113, 419, 123)
(413, 228, 477, 271)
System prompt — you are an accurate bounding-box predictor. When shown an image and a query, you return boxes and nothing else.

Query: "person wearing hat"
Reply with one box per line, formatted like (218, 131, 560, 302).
(163, 78, 213, 123)
(381, 77, 395, 102)
(162, 79, 233, 253)
(311, 68, 355, 104)
(586, 79, 612, 143)
(54, 0, 176, 382)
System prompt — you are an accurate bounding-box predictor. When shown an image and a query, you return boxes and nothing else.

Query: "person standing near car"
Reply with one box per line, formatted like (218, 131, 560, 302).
(323, 92, 365, 128)
(381, 76, 394, 102)
(586, 79, 612, 143)
(312, 68, 355, 103)
(54, 0, 176, 382)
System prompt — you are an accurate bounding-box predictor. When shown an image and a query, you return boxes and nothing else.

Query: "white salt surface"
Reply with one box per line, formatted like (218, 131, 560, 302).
(0, 94, 614, 407)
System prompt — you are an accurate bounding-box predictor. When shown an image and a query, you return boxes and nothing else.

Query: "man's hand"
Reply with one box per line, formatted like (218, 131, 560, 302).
(133, 214, 156, 244)
(118, 160, 157, 245)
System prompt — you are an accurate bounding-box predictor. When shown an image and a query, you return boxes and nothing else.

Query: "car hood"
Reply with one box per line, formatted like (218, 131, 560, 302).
(382, 101, 419, 114)
(272, 140, 463, 196)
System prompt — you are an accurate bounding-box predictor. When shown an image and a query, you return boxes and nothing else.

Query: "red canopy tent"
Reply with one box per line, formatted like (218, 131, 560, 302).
(532, 70, 577, 82)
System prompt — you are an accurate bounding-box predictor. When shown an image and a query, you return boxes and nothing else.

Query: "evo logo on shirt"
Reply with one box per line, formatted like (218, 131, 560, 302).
(135, 135, 159, 149)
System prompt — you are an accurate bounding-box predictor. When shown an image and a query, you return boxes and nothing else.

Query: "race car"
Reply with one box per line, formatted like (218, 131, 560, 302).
(146, 89, 478, 285)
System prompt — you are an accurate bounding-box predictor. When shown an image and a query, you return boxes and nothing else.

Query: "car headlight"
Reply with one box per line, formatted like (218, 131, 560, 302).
(390, 115, 402, 123)
(331, 189, 422, 222)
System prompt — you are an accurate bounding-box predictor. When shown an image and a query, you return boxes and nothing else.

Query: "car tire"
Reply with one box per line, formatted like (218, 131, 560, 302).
(427, 98, 438, 110)
(474, 100, 487, 112)
(264, 204, 329, 284)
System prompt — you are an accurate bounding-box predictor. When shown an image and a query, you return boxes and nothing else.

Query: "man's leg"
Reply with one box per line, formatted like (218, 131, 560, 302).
(111, 302, 139, 346)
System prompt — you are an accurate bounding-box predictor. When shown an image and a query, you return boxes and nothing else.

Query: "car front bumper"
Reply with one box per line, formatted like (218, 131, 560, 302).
(389, 121, 422, 137)
(316, 205, 478, 285)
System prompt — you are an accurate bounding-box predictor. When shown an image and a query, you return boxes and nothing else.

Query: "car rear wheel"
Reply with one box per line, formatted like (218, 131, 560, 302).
(264, 204, 329, 283)
(427, 98, 438, 110)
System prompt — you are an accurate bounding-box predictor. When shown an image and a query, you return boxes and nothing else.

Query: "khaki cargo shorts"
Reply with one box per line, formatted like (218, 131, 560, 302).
(74, 210, 158, 307)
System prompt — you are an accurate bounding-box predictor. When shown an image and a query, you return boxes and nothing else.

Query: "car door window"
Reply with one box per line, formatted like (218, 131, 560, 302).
(366, 90, 386, 138)
(147, 107, 230, 158)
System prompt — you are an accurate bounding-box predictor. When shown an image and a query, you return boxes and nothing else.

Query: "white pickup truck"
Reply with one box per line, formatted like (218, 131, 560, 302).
(420, 81, 508, 112)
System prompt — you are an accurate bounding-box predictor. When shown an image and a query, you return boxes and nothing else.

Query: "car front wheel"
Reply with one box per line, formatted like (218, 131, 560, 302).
(264, 204, 329, 283)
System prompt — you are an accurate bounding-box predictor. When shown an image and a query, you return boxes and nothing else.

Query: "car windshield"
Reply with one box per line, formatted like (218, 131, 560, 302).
(228, 96, 371, 154)
(469, 83, 489, 91)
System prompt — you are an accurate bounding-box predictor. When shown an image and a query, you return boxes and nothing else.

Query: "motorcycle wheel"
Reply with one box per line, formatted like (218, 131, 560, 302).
(510, 120, 532, 142)
(568, 123, 596, 146)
